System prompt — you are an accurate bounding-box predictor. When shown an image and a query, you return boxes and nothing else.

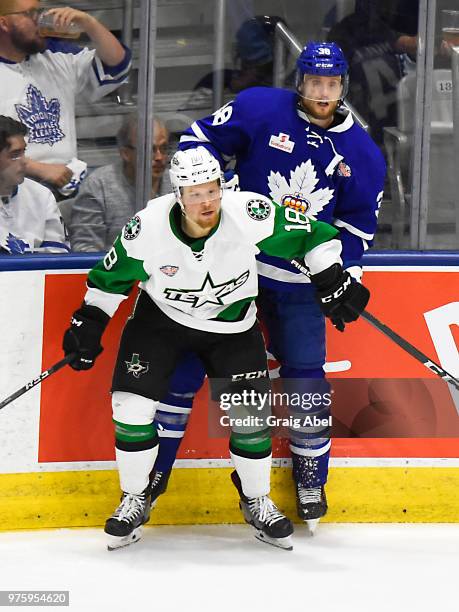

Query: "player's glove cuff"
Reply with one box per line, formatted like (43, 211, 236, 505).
(63, 304, 110, 371)
(311, 264, 370, 332)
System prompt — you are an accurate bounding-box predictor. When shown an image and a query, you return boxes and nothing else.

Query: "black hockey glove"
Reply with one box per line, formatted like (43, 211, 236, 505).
(63, 304, 110, 371)
(311, 264, 370, 332)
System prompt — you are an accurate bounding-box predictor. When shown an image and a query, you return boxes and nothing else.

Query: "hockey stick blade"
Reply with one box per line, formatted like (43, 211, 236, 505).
(0, 353, 77, 411)
(357, 310, 459, 391)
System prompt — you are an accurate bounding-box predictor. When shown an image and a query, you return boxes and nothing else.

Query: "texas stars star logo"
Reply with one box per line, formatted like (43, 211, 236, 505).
(125, 353, 149, 378)
(164, 271, 250, 308)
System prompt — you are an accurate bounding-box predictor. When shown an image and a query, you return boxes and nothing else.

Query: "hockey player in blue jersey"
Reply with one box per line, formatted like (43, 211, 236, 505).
(150, 42, 386, 531)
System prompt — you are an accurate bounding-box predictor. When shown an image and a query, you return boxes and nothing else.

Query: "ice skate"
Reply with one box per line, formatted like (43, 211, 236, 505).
(296, 484, 327, 534)
(148, 469, 171, 509)
(231, 471, 294, 550)
(104, 490, 151, 550)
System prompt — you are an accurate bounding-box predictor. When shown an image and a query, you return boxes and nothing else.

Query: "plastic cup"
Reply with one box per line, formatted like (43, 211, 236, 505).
(38, 11, 82, 39)
(441, 9, 459, 48)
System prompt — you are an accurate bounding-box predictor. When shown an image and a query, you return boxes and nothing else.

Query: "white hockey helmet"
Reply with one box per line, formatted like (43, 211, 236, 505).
(169, 147, 223, 206)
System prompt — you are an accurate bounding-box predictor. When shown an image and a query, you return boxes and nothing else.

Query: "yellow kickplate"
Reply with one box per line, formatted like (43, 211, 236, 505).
(0, 467, 458, 531)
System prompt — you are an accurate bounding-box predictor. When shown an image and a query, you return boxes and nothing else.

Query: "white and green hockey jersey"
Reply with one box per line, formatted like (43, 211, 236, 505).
(84, 190, 342, 333)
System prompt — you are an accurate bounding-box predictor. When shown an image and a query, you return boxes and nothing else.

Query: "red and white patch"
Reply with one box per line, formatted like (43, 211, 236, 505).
(269, 132, 295, 153)
(160, 265, 179, 277)
(337, 161, 352, 177)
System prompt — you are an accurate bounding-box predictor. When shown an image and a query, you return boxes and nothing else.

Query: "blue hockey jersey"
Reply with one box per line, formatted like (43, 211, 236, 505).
(179, 86, 386, 289)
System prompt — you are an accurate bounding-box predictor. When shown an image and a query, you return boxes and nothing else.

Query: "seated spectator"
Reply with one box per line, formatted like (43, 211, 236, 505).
(69, 115, 169, 252)
(184, 15, 290, 112)
(0, 1, 131, 197)
(0, 115, 69, 254)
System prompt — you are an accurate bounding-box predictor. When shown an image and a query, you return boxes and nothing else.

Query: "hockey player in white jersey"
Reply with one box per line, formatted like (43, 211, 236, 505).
(62, 148, 369, 550)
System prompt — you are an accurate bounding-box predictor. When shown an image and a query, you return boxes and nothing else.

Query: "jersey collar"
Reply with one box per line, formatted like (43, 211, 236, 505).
(0, 55, 20, 64)
(0, 186, 19, 202)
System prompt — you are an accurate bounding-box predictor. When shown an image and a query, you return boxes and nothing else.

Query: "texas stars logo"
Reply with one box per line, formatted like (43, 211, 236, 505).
(124, 215, 141, 240)
(15, 85, 64, 146)
(125, 353, 149, 378)
(246, 199, 271, 221)
(164, 271, 249, 308)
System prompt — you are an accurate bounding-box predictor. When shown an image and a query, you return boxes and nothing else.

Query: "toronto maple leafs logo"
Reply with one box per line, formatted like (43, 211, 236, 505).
(281, 193, 309, 214)
(267, 160, 334, 218)
(15, 85, 64, 146)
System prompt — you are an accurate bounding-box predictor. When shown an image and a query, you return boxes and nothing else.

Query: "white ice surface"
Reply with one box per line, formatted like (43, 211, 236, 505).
(0, 524, 458, 612)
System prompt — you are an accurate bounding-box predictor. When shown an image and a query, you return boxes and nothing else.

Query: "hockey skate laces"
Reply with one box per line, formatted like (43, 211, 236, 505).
(297, 486, 322, 505)
(113, 493, 146, 522)
(249, 496, 286, 526)
(150, 471, 163, 488)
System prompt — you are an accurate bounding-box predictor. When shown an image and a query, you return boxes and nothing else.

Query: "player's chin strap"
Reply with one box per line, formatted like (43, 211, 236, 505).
(290, 258, 459, 392)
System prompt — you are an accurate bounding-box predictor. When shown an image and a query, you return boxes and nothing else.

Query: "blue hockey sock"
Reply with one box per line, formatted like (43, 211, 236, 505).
(153, 391, 192, 473)
(279, 366, 331, 487)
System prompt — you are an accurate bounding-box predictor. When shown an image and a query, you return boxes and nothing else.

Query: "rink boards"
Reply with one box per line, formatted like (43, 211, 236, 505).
(0, 252, 458, 529)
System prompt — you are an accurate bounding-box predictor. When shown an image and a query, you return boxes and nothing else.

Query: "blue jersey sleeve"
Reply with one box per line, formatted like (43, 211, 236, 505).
(332, 134, 386, 268)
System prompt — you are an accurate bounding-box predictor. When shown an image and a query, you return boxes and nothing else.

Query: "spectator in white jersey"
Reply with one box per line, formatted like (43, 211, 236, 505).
(0, 115, 68, 254)
(69, 114, 170, 252)
(0, 0, 131, 197)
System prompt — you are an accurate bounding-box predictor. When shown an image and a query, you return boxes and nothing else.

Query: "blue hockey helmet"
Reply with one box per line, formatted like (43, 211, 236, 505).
(296, 42, 349, 99)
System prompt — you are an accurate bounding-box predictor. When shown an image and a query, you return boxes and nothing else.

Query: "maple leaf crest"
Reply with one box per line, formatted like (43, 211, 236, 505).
(267, 160, 334, 218)
(15, 85, 64, 146)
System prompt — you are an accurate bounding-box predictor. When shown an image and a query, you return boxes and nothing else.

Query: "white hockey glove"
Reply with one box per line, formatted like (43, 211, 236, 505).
(223, 170, 240, 191)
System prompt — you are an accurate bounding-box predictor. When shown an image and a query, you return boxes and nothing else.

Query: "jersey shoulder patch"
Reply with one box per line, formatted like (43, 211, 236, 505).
(123, 215, 141, 240)
(246, 197, 271, 221)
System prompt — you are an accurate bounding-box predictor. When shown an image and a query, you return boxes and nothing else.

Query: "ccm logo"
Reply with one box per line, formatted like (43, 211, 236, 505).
(232, 370, 268, 381)
(321, 275, 351, 303)
(71, 317, 83, 326)
(26, 374, 45, 390)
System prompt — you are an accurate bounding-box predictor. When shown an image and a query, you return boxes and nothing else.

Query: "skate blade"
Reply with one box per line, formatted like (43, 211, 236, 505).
(254, 530, 293, 551)
(106, 526, 143, 551)
(305, 518, 320, 535)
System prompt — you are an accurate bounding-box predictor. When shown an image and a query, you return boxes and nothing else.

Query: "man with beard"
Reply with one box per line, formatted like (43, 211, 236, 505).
(0, 1, 131, 196)
(174, 42, 386, 533)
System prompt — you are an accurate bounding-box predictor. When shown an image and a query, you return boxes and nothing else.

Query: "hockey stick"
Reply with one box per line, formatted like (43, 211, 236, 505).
(0, 353, 77, 411)
(289, 259, 459, 391)
(356, 310, 459, 391)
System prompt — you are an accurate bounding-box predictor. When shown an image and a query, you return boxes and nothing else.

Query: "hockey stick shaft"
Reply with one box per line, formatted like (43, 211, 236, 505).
(0, 353, 77, 410)
(289, 259, 459, 390)
(357, 310, 459, 391)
